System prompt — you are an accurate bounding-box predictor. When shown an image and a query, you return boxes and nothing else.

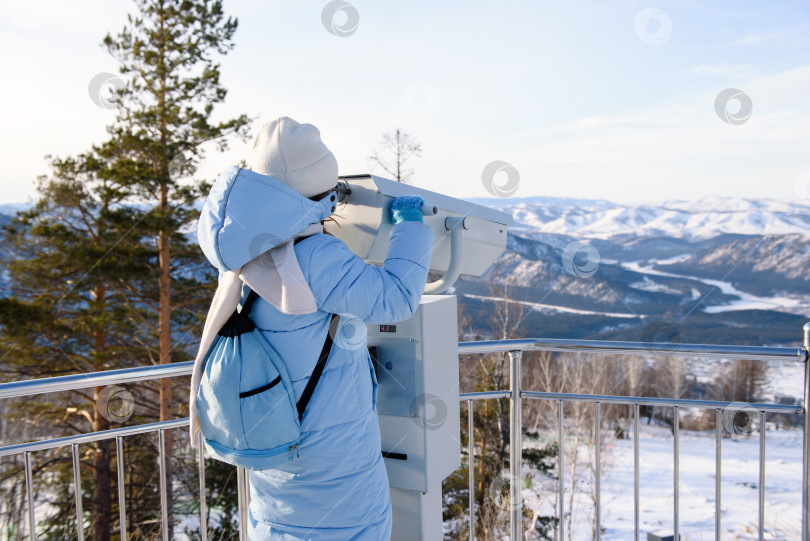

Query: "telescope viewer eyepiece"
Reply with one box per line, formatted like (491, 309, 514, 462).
(338, 179, 436, 217)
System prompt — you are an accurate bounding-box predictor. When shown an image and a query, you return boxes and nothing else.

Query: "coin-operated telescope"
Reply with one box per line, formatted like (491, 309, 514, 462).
(328, 174, 512, 295)
(325, 174, 513, 541)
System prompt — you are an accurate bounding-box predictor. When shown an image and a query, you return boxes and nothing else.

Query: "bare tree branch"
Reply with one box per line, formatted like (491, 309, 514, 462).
(368, 129, 422, 183)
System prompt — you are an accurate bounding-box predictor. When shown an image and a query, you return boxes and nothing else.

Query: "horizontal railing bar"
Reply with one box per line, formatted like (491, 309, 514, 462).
(458, 390, 511, 401)
(458, 389, 801, 414)
(0, 361, 194, 400)
(4, 338, 803, 401)
(458, 339, 539, 355)
(459, 338, 806, 363)
(522, 391, 801, 414)
(0, 418, 188, 458)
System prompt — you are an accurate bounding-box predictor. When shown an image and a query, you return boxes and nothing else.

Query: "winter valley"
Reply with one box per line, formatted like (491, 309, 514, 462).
(455, 196, 810, 347)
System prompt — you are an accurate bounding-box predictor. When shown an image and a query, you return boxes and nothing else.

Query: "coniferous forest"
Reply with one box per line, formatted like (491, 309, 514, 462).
(0, 1, 248, 538)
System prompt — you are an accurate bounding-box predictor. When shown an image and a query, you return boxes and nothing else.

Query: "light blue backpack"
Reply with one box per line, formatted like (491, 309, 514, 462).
(195, 287, 339, 470)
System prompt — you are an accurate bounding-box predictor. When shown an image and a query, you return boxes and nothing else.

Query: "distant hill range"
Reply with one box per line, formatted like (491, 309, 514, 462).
(457, 197, 810, 347)
(2, 196, 808, 346)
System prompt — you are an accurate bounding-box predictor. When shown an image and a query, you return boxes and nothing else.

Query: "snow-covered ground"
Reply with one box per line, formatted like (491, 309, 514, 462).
(605, 424, 801, 540)
(519, 424, 803, 541)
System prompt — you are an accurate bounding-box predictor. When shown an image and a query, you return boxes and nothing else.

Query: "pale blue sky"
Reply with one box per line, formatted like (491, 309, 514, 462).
(1, 0, 809, 205)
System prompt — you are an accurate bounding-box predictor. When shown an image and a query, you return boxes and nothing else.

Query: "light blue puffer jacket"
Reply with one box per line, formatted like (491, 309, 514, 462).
(198, 167, 433, 540)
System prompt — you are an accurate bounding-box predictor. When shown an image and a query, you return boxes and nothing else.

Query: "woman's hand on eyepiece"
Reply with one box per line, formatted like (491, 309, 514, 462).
(390, 195, 426, 224)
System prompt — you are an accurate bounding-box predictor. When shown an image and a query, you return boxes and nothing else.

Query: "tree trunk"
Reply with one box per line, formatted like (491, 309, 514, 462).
(155, 1, 174, 530)
(93, 386, 111, 541)
(91, 288, 111, 541)
(478, 402, 488, 499)
(158, 182, 174, 535)
(477, 436, 485, 498)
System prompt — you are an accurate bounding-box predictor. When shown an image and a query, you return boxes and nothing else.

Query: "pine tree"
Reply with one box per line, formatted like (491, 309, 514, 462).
(98, 0, 249, 532)
(0, 0, 248, 537)
(0, 159, 156, 540)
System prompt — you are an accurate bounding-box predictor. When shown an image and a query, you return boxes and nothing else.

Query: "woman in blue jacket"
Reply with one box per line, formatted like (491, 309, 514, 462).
(194, 117, 433, 540)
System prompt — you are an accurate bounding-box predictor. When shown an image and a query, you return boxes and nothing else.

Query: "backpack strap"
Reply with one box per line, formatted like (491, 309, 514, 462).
(296, 314, 340, 422)
(241, 289, 260, 316)
(217, 289, 260, 338)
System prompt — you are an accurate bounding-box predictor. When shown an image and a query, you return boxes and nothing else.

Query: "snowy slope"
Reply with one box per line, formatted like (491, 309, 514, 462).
(469, 197, 810, 240)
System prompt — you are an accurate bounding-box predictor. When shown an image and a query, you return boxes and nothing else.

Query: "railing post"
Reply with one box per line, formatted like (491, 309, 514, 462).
(115, 437, 128, 541)
(509, 350, 523, 541)
(715, 408, 721, 540)
(800, 323, 810, 541)
(158, 429, 169, 541)
(672, 406, 681, 541)
(24, 451, 35, 540)
(759, 411, 766, 540)
(673, 406, 679, 541)
(71, 444, 84, 541)
(595, 402, 601, 541)
(237, 466, 250, 541)
(558, 401, 564, 541)
(633, 405, 639, 541)
(197, 431, 208, 541)
(468, 399, 475, 541)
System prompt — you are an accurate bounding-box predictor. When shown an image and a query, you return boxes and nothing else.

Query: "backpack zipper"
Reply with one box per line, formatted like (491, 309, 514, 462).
(204, 438, 295, 459)
(289, 443, 300, 460)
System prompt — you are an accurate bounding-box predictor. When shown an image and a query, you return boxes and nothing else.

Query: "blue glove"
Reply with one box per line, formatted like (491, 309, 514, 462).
(390, 195, 426, 224)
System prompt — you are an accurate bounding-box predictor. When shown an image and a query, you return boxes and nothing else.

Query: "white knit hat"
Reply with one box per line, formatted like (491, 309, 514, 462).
(249, 117, 339, 198)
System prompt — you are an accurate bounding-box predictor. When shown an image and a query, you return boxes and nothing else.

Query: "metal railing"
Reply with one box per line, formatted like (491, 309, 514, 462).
(0, 324, 808, 540)
(457, 325, 810, 541)
(0, 363, 194, 541)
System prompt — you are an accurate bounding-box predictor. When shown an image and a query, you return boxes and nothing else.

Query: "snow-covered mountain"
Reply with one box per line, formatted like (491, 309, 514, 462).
(469, 196, 810, 240)
(458, 197, 810, 346)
